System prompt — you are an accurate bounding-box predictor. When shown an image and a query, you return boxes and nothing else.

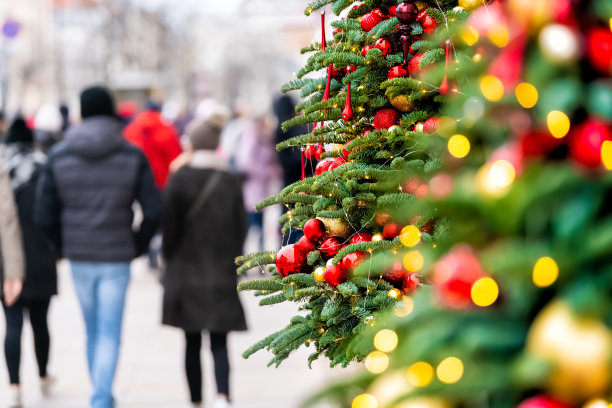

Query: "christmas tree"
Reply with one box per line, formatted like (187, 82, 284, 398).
(298, 1, 612, 407)
(236, 0, 474, 367)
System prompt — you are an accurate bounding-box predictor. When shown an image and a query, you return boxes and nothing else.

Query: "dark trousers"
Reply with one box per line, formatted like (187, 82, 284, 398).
(3, 298, 51, 384)
(184, 331, 229, 403)
(247, 212, 264, 251)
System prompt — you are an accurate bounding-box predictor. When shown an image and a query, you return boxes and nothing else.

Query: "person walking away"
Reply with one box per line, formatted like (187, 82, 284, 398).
(35, 86, 162, 408)
(162, 111, 247, 408)
(2, 118, 58, 408)
(124, 101, 182, 189)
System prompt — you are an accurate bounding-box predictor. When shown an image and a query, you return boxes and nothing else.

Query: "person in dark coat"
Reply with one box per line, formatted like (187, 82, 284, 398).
(35, 86, 163, 408)
(2, 117, 58, 406)
(162, 108, 247, 408)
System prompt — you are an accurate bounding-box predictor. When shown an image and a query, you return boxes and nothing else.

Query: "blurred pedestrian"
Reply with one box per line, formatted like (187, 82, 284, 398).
(234, 116, 281, 251)
(162, 109, 247, 408)
(35, 86, 163, 408)
(33, 103, 64, 153)
(2, 117, 57, 407)
(0, 129, 25, 408)
(59, 103, 71, 132)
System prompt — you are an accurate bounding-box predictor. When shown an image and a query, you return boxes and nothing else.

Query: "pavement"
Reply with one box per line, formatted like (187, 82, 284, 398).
(0, 256, 352, 408)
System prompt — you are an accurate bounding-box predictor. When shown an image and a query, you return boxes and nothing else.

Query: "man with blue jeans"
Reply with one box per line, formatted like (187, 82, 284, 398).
(35, 86, 162, 408)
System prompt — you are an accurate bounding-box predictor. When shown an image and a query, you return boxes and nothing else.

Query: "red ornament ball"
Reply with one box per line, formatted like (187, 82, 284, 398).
(417, 10, 436, 33)
(350, 232, 373, 244)
(388, 5, 397, 16)
(344, 64, 358, 75)
(516, 396, 573, 408)
(587, 28, 612, 74)
(375, 212, 390, 226)
(388, 66, 408, 79)
(373, 108, 401, 130)
(361, 45, 374, 57)
(296, 235, 317, 253)
(408, 53, 424, 76)
(304, 144, 317, 160)
(423, 117, 439, 134)
(360, 9, 385, 32)
(383, 262, 407, 285)
(328, 156, 346, 171)
(383, 222, 403, 240)
(433, 244, 484, 309)
(303, 218, 326, 242)
(331, 65, 344, 79)
(342, 252, 368, 271)
(569, 119, 612, 168)
(275, 244, 308, 277)
(421, 219, 437, 235)
(315, 158, 334, 175)
(403, 273, 420, 294)
(319, 237, 344, 258)
(520, 131, 563, 158)
(374, 38, 393, 56)
(362, 127, 374, 136)
(396, 2, 419, 24)
(324, 263, 348, 286)
(315, 143, 325, 160)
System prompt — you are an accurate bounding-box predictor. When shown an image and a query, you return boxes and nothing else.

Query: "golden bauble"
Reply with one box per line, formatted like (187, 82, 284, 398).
(389, 95, 413, 113)
(313, 266, 326, 282)
(388, 288, 402, 299)
(458, 0, 483, 11)
(526, 301, 612, 403)
(321, 217, 351, 238)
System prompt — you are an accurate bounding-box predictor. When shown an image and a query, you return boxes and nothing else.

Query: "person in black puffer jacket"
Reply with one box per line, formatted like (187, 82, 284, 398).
(35, 86, 162, 408)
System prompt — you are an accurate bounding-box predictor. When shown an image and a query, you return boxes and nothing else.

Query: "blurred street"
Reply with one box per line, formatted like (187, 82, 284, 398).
(0, 258, 348, 408)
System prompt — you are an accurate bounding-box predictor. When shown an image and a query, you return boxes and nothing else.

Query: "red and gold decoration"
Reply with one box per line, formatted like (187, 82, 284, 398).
(373, 108, 401, 129)
(275, 244, 308, 277)
(360, 8, 385, 32)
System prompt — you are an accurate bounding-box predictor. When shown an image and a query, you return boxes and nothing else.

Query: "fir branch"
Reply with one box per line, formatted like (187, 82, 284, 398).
(255, 193, 319, 212)
(259, 293, 287, 306)
(237, 280, 284, 292)
(304, 0, 334, 15)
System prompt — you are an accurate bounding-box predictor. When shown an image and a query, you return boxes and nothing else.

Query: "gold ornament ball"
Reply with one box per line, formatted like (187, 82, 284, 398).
(389, 95, 413, 113)
(458, 0, 483, 11)
(414, 122, 425, 133)
(526, 301, 612, 403)
(321, 217, 351, 238)
(388, 288, 402, 300)
(314, 266, 326, 282)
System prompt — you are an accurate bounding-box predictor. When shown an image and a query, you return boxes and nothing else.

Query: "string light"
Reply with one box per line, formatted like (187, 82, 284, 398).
(372, 233, 384, 241)
(365, 351, 389, 374)
(406, 362, 434, 387)
(515, 83, 538, 108)
(488, 24, 510, 47)
(480, 75, 504, 102)
(400, 225, 421, 247)
(461, 25, 479, 46)
(471, 277, 499, 307)
(547, 110, 570, 138)
(448, 134, 470, 158)
(374, 329, 398, 353)
(403, 250, 424, 272)
(436, 357, 464, 384)
(352, 394, 378, 408)
(532, 256, 559, 287)
(601, 140, 612, 170)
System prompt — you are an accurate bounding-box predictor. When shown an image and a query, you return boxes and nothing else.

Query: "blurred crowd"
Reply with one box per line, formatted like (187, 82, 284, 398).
(0, 86, 303, 408)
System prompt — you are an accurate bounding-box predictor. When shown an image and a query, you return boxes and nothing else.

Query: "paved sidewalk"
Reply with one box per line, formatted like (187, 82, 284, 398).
(0, 259, 352, 408)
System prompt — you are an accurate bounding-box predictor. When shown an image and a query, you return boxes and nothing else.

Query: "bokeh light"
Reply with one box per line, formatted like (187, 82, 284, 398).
(352, 393, 378, 408)
(365, 351, 390, 374)
(394, 296, 414, 317)
(515, 83, 539, 108)
(374, 329, 399, 353)
(406, 362, 434, 387)
(489, 160, 516, 188)
(488, 24, 510, 47)
(547, 110, 570, 138)
(403, 251, 424, 272)
(400, 225, 421, 247)
(436, 357, 464, 384)
(461, 25, 479, 46)
(448, 135, 471, 158)
(437, 116, 456, 138)
(601, 140, 612, 170)
(471, 277, 499, 307)
(532, 256, 559, 287)
(480, 75, 504, 102)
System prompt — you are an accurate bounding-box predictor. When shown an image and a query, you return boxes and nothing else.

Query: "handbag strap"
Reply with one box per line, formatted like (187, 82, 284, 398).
(184, 171, 222, 224)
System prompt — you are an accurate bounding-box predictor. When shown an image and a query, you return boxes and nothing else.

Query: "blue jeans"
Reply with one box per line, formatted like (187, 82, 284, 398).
(71, 261, 131, 408)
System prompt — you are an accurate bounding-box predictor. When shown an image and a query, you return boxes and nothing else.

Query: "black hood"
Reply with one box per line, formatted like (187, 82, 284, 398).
(64, 116, 125, 159)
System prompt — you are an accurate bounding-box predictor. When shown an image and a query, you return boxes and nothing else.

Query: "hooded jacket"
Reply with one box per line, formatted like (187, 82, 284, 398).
(124, 110, 182, 189)
(0, 146, 25, 281)
(35, 116, 162, 262)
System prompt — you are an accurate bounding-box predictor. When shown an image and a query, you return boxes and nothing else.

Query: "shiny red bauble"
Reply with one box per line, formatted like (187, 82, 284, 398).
(432, 244, 484, 309)
(315, 143, 325, 160)
(423, 117, 439, 134)
(383, 262, 407, 285)
(388, 5, 397, 16)
(362, 127, 374, 136)
(350, 232, 373, 244)
(417, 10, 436, 33)
(408, 53, 424, 76)
(383, 222, 403, 240)
(373, 108, 401, 129)
(516, 396, 573, 408)
(374, 38, 393, 56)
(319, 237, 344, 258)
(342, 141, 353, 161)
(342, 252, 368, 271)
(403, 273, 420, 294)
(396, 2, 419, 24)
(520, 131, 563, 157)
(568, 119, 612, 168)
(303, 218, 326, 242)
(315, 158, 334, 175)
(328, 156, 346, 171)
(324, 263, 348, 286)
(360, 9, 385, 32)
(388, 66, 408, 79)
(361, 45, 374, 57)
(296, 235, 317, 252)
(304, 144, 317, 159)
(275, 244, 308, 277)
(587, 28, 612, 74)
(331, 65, 344, 79)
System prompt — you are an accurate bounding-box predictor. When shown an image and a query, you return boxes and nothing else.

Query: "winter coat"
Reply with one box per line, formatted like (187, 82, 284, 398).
(35, 116, 163, 263)
(124, 110, 182, 189)
(2, 144, 57, 300)
(0, 147, 25, 284)
(162, 150, 247, 333)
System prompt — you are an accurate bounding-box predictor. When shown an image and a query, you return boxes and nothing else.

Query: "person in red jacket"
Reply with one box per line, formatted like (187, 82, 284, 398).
(124, 102, 182, 189)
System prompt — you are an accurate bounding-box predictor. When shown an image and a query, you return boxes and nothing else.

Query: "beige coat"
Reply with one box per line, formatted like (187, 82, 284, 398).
(0, 146, 24, 280)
